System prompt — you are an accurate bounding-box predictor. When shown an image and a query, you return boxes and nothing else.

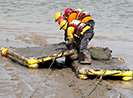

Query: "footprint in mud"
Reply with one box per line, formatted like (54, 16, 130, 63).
(15, 32, 48, 47)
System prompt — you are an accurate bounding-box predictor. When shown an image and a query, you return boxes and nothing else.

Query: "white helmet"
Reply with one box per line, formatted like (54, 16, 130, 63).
(76, 8, 84, 12)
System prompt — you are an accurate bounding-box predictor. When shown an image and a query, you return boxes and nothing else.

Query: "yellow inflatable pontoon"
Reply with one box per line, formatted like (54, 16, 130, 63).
(0, 43, 133, 81)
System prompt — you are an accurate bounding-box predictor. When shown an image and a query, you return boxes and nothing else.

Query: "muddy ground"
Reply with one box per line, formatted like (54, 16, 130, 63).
(0, 0, 133, 98)
(0, 55, 132, 98)
(0, 34, 133, 98)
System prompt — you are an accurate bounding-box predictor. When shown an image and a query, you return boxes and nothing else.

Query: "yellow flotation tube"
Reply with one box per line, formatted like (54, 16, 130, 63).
(78, 68, 133, 81)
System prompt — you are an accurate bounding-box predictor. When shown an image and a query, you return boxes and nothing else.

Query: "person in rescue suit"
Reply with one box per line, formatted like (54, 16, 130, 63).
(55, 8, 95, 64)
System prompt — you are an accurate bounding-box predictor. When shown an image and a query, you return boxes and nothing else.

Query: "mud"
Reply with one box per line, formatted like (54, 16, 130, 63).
(15, 32, 48, 47)
(0, 0, 133, 98)
(0, 43, 133, 98)
(0, 55, 126, 98)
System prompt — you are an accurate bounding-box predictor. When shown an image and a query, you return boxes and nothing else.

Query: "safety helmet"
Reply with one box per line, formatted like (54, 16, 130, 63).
(83, 11, 89, 15)
(76, 8, 83, 12)
(59, 20, 67, 30)
(64, 8, 73, 17)
(55, 11, 62, 21)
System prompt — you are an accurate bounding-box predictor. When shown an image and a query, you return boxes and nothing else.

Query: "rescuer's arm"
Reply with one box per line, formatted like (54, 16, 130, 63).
(66, 26, 75, 42)
(80, 25, 91, 36)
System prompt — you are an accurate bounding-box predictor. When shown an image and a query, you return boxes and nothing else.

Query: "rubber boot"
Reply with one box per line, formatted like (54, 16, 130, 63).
(79, 50, 92, 65)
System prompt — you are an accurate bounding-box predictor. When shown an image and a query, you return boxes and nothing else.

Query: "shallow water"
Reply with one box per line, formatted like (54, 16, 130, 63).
(0, 0, 133, 98)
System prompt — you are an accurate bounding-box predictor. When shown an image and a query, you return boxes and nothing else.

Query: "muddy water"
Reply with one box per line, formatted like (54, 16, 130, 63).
(0, 0, 133, 98)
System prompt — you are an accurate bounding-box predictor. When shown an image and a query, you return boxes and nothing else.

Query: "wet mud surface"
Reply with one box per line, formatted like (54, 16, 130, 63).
(15, 32, 48, 47)
(0, 55, 127, 98)
(0, 0, 133, 98)
(0, 44, 133, 98)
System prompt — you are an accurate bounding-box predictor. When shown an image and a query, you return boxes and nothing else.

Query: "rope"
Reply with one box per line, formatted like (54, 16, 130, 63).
(87, 70, 106, 97)
(29, 50, 66, 98)
(30, 57, 56, 98)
